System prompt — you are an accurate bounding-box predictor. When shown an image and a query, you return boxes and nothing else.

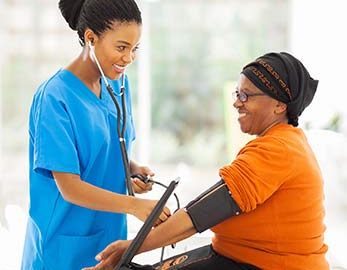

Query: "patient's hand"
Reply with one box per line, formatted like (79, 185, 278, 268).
(82, 240, 131, 270)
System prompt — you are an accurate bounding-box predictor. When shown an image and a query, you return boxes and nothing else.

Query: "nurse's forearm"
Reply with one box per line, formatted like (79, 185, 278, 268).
(53, 172, 136, 214)
(138, 209, 197, 253)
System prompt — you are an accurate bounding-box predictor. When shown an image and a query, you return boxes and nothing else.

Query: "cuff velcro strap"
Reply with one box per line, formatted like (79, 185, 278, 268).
(185, 180, 241, 233)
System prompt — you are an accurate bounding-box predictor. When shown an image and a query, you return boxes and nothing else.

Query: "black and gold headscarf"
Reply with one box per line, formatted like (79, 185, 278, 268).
(241, 52, 318, 127)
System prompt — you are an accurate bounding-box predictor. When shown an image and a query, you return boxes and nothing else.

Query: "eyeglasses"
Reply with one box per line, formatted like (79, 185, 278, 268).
(232, 90, 266, 103)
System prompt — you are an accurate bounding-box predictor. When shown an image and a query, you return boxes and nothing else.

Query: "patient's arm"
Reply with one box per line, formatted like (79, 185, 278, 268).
(82, 209, 196, 270)
(140, 208, 196, 253)
(83, 179, 241, 270)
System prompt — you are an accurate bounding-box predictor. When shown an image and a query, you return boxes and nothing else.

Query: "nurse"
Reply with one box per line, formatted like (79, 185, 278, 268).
(21, 0, 170, 269)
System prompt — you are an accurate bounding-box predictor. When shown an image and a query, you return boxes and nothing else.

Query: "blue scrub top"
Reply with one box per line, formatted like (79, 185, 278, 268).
(21, 69, 136, 270)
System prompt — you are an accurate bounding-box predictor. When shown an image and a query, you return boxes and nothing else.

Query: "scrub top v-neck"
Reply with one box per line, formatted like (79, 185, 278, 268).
(21, 69, 136, 270)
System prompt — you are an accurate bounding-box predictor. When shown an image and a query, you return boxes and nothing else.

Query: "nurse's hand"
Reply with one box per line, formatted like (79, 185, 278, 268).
(82, 240, 130, 270)
(133, 198, 171, 226)
(130, 161, 155, 194)
(131, 177, 153, 194)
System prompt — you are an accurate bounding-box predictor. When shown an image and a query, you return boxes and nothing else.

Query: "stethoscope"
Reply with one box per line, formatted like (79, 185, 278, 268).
(89, 41, 134, 196)
(89, 41, 181, 265)
(88, 40, 181, 196)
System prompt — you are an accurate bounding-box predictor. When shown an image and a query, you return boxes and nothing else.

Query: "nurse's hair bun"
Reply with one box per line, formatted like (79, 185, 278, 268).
(59, 0, 86, 30)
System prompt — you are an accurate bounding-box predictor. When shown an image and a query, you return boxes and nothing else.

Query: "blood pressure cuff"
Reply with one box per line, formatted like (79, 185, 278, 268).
(184, 179, 241, 233)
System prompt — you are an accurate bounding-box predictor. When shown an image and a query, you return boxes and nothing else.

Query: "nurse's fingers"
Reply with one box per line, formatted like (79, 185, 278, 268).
(82, 247, 122, 270)
(95, 240, 130, 264)
(154, 206, 171, 226)
(90, 258, 116, 270)
(132, 179, 153, 193)
(163, 206, 171, 217)
(82, 260, 114, 270)
(96, 242, 119, 261)
(135, 178, 153, 190)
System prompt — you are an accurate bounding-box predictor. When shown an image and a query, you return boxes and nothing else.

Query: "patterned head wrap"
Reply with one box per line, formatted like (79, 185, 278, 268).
(242, 52, 318, 126)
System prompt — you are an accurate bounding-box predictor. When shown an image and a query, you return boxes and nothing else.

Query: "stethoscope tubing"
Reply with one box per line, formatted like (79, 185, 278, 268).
(89, 42, 134, 196)
(106, 82, 134, 196)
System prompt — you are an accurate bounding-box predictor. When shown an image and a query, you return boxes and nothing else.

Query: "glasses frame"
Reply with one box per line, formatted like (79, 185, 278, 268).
(232, 90, 266, 103)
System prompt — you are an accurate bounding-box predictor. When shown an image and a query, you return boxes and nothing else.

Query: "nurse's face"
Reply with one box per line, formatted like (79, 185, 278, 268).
(90, 21, 142, 80)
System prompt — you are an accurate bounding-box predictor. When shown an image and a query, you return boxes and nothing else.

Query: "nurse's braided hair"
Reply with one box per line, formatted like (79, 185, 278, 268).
(59, 0, 142, 46)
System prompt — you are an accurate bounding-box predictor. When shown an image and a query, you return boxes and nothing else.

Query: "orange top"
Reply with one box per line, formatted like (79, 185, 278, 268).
(213, 123, 329, 270)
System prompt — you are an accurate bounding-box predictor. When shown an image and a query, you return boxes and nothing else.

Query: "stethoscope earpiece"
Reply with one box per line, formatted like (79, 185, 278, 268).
(88, 40, 93, 49)
(88, 41, 95, 56)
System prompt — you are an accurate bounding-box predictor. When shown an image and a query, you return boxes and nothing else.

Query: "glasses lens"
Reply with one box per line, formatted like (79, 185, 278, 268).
(232, 91, 248, 102)
(237, 91, 247, 102)
(241, 92, 247, 102)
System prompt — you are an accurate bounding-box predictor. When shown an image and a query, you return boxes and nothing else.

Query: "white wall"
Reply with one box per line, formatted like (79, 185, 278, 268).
(290, 0, 347, 132)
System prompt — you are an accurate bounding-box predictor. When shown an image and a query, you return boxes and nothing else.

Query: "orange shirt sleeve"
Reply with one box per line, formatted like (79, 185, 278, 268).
(219, 136, 294, 213)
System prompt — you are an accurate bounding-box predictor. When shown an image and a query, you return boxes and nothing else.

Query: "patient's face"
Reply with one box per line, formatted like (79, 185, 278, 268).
(234, 74, 281, 136)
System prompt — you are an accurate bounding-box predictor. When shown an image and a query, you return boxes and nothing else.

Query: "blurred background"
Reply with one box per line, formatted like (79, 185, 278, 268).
(1, 0, 347, 269)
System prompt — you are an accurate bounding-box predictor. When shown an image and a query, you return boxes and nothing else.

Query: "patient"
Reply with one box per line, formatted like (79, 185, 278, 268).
(84, 52, 329, 270)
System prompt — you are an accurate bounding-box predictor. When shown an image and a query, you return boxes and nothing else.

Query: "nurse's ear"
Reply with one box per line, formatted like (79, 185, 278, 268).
(84, 28, 98, 47)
